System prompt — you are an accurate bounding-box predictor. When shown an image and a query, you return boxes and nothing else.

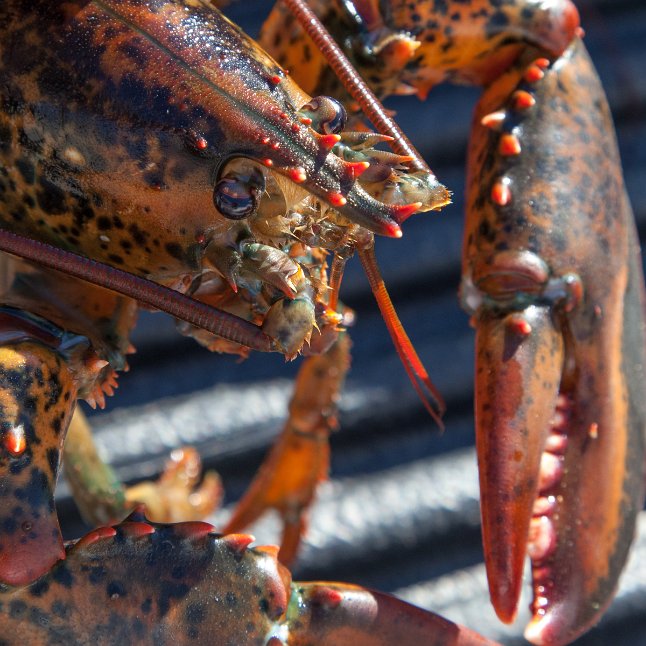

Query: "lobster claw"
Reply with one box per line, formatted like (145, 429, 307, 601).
(463, 38, 646, 645)
(471, 305, 562, 623)
(0, 337, 71, 585)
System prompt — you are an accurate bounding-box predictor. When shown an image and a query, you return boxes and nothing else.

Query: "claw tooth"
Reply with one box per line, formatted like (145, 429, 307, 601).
(527, 515, 557, 561)
(537, 453, 563, 492)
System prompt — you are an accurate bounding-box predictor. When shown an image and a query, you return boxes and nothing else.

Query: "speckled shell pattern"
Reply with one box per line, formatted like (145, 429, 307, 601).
(0, 0, 406, 286)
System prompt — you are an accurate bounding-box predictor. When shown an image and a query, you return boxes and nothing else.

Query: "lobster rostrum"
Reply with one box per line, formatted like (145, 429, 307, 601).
(262, 0, 646, 644)
(0, 0, 448, 591)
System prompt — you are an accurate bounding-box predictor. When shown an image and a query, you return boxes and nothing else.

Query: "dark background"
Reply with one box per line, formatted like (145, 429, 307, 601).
(57, 1, 646, 644)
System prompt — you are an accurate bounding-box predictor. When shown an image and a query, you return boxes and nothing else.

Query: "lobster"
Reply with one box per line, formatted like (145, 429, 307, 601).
(0, 0, 643, 645)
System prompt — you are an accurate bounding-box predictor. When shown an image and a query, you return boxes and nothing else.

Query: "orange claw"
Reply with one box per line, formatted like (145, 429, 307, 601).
(463, 38, 646, 644)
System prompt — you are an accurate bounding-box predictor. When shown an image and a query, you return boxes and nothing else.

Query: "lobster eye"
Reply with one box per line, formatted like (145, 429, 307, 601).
(300, 96, 347, 134)
(213, 165, 266, 220)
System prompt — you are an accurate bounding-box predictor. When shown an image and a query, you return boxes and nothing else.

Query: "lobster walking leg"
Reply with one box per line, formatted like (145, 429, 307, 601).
(64, 409, 222, 525)
(225, 332, 351, 564)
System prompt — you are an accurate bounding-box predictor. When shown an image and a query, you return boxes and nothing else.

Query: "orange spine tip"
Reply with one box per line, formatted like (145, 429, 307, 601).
(524, 65, 545, 83)
(261, 136, 271, 145)
(76, 526, 117, 549)
(327, 192, 347, 207)
(507, 315, 532, 336)
(195, 137, 208, 150)
(87, 356, 109, 373)
(262, 158, 274, 167)
(481, 111, 506, 129)
(498, 133, 522, 156)
(271, 141, 280, 150)
(491, 178, 512, 206)
(391, 201, 422, 224)
(309, 586, 344, 609)
(118, 522, 156, 537)
(269, 75, 281, 84)
(4, 425, 26, 456)
(223, 533, 256, 556)
(319, 133, 341, 150)
(255, 544, 280, 559)
(171, 521, 217, 539)
(534, 58, 550, 69)
(347, 161, 370, 179)
(300, 116, 312, 125)
(289, 167, 307, 183)
(512, 90, 536, 110)
(385, 222, 403, 238)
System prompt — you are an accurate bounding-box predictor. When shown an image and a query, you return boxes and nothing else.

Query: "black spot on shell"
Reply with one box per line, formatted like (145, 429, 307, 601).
(52, 565, 74, 589)
(107, 580, 127, 598)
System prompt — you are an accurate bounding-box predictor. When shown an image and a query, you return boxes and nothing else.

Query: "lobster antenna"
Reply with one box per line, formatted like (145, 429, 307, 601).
(358, 242, 445, 427)
(0, 230, 275, 353)
(282, 0, 429, 171)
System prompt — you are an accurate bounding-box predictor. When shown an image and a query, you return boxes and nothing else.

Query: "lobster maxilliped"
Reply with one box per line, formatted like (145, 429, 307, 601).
(263, 1, 646, 644)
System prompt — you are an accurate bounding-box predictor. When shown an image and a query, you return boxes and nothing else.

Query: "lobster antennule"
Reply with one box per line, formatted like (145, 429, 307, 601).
(358, 243, 445, 427)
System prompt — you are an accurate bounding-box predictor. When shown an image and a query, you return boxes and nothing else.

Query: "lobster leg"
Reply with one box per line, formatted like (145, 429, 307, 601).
(64, 409, 222, 525)
(0, 512, 497, 645)
(224, 332, 351, 564)
(462, 38, 646, 644)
